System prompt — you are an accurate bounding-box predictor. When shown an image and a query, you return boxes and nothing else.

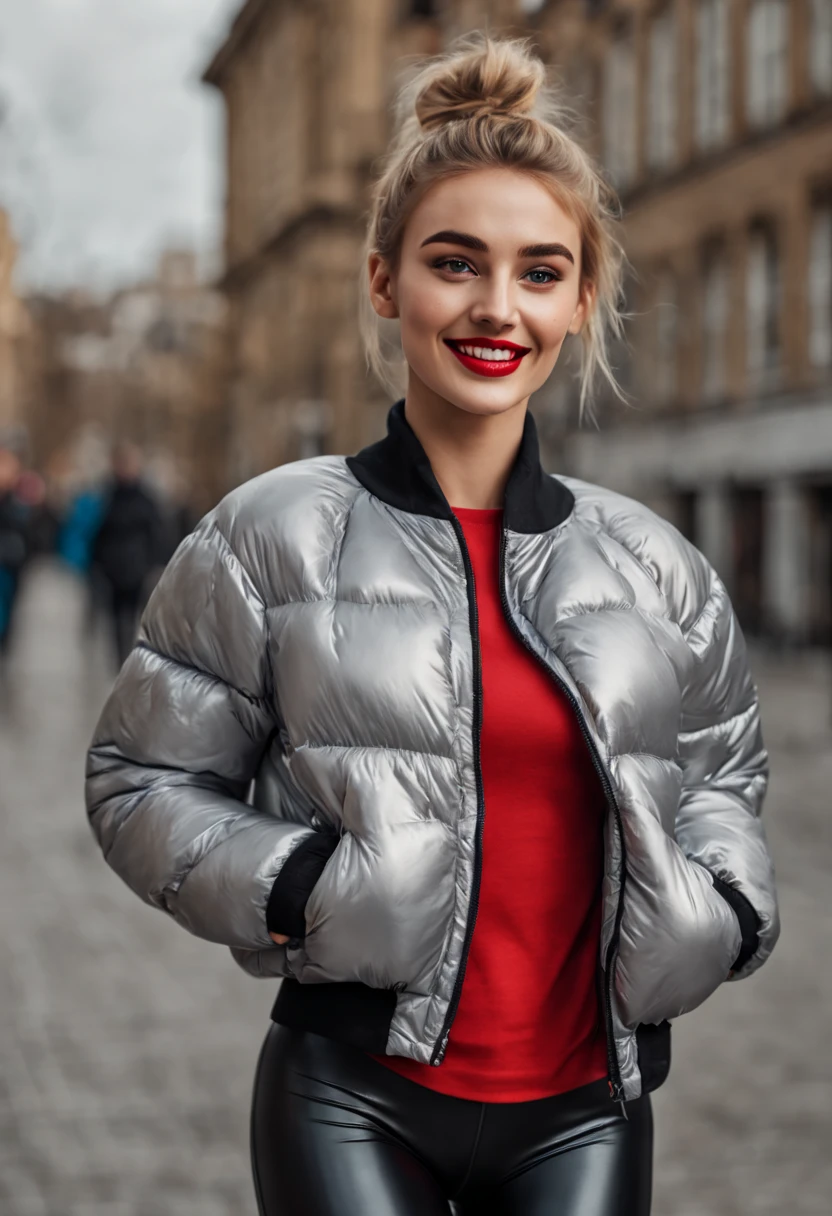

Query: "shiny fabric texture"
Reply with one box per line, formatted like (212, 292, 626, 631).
(85, 406, 780, 1101)
(250, 1024, 654, 1216)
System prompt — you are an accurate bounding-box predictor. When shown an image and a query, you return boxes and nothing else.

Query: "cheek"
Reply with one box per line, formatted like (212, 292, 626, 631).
(535, 293, 580, 351)
(402, 278, 455, 339)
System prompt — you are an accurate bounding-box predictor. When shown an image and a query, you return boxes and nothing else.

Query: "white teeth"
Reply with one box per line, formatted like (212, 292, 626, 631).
(457, 345, 518, 361)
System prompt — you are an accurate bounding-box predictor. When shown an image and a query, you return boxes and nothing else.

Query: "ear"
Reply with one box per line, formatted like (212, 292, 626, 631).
(567, 280, 595, 336)
(368, 252, 399, 320)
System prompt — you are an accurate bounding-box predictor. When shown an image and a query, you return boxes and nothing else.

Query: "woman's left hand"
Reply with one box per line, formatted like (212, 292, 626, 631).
(270, 931, 290, 945)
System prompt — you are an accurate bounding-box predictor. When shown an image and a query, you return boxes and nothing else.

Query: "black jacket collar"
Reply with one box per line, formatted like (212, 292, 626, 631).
(346, 398, 575, 535)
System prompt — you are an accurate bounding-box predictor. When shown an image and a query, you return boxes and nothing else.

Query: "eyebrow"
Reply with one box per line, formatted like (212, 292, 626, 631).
(419, 229, 575, 265)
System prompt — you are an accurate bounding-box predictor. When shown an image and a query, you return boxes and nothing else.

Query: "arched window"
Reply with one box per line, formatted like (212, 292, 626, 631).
(653, 267, 679, 404)
(701, 241, 728, 400)
(695, 0, 730, 151)
(810, 0, 832, 96)
(746, 0, 788, 129)
(746, 221, 780, 387)
(603, 21, 637, 188)
(646, 4, 678, 171)
(809, 200, 832, 369)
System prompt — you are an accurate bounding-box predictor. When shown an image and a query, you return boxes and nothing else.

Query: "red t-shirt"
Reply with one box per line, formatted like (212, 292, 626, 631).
(369, 506, 610, 1102)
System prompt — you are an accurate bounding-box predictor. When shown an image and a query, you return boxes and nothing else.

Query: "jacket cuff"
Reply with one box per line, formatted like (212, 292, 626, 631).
(710, 873, 760, 972)
(266, 833, 340, 939)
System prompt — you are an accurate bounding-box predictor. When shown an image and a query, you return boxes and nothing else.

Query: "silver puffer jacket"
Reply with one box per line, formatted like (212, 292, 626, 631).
(85, 400, 779, 1101)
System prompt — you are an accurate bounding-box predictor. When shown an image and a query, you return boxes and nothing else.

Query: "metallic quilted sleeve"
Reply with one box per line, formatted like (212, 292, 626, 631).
(84, 511, 319, 951)
(675, 562, 780, 977)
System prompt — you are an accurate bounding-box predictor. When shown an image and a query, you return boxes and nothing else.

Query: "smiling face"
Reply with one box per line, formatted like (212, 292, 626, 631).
(368, 166, 591, 421)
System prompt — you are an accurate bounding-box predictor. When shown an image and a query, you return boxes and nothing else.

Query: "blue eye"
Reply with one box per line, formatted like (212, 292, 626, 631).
(435, 258, 473, 274)
(525, 268, 561, 285)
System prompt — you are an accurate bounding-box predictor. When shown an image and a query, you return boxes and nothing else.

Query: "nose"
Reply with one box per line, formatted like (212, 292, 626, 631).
(468, 269, 520, 332)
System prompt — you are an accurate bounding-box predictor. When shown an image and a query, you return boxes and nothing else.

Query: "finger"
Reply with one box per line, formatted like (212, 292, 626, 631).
(269, 931, 290, 945)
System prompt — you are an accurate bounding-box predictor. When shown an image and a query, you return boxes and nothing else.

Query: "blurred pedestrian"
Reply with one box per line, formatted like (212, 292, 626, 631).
(15, 469, 54, 555)
(57, 482, 107, 576)
(0, 447, 31, 656)
(84, 34, 780, 1216)
(57, 480, 109, 638)
(90, 442, 165, 667)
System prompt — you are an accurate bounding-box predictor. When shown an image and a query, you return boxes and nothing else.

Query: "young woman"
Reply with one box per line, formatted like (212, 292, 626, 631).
(85, 34, 780, 1216)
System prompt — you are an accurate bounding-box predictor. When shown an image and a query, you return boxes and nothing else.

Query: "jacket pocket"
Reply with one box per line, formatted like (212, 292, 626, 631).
(614, 852, 742, 1029)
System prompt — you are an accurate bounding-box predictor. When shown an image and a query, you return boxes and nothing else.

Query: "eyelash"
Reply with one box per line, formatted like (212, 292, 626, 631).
(432, 257, 563, 285)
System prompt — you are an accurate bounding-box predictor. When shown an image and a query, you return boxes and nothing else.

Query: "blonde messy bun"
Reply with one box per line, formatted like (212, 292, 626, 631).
(359, 32, 630, 422)
(414, 37, 544, 131)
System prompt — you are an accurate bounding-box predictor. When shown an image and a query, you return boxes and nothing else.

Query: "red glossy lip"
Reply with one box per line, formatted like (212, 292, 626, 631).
(444, 337, 532, 354)
(443, 336, 532, 378)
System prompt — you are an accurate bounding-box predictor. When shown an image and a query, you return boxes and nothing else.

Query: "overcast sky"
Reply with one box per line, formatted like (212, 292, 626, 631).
(0, 0, 241, 294)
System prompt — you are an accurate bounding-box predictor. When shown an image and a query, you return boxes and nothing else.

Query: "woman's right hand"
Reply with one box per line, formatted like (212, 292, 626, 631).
(269, 931, 290, 945)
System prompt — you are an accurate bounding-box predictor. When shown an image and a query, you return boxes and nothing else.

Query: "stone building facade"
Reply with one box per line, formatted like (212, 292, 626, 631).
(0, 209, 34, 450)
(28, 252, 229, 515)
(25, 290, 113, 481)
(536, 0, 832, 643)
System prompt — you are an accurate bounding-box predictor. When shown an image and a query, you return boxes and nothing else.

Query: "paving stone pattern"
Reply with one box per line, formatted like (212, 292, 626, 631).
(1, 560, 829, 1214)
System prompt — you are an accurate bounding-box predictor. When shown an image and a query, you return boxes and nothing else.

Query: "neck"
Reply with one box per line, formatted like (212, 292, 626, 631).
(402, 384, 528, 510)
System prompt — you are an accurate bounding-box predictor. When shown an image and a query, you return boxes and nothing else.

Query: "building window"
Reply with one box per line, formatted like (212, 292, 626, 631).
(746, 222, 781, 388)
(810, 0, 832, 96)
(696, 0, 730, 150)
(654, 268, 679, 404)
(809, 201, 832, 369)
(702, 243, 729, 400)
(603, 23, 637, 189)
(646, 5, 678, 171)
(746, 0, 789, 129)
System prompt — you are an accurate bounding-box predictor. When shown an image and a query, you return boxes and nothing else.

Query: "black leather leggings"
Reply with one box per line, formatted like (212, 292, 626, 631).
(250, 1024, 653, 1215)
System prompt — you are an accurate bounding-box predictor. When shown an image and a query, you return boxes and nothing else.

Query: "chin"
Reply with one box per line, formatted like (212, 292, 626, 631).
(451, 395, 524, 419)
(429, 376, 533, 419)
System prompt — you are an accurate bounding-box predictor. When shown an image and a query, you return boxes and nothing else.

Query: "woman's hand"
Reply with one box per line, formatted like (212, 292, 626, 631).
(269, 931, 290, 945)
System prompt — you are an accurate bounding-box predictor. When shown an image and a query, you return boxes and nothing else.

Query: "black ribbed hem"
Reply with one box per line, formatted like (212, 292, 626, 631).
(266, 833, 339, 939)
(636, 1020, 672, 1094)
(270, 980, 397, 1054)
(710, 873, 760, 971)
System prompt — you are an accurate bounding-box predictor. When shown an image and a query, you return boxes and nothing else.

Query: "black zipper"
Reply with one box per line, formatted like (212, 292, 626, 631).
(430, 515, 486, 1066)
(495, 526, 627, 1101)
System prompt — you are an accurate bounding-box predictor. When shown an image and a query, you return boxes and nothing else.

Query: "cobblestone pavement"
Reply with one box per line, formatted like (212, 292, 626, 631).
(1, 559, 829, 1215)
